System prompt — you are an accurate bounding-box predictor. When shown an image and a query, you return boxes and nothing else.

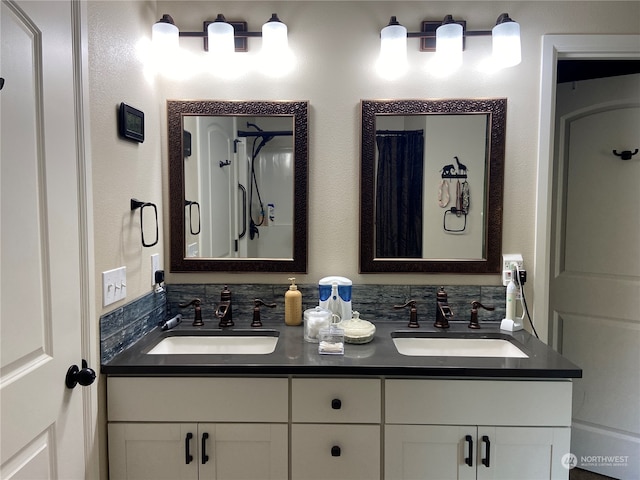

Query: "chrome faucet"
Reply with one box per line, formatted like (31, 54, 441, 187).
(215, 285, 233, 328)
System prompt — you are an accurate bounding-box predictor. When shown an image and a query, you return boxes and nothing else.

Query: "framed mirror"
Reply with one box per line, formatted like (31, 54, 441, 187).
(168, 100, 308, 272)
(360, 98, 506, 273)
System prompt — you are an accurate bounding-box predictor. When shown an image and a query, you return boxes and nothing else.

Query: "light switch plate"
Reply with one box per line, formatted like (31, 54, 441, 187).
(103, 266, 126, 306)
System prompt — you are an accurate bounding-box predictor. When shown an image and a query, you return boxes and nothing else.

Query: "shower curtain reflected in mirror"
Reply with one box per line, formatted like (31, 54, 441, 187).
(375, 130, 424, 257)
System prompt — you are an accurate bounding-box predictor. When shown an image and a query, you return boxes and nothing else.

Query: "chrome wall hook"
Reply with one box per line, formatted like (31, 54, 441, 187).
(612, 149, 638, 160)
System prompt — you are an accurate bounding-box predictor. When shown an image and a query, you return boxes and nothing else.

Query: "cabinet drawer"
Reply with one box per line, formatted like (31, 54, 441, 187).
(291, 424, 381, 480)
(107, 377, 288, 422)
(292, 378, 381, 423)
(385, 379, 572, 426)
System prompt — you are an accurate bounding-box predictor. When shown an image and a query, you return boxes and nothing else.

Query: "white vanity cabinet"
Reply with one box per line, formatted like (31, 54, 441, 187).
(107, 376, 574, 479)
(384, 379, 573, 480)
(107, 377, 288, 480)
(290, 378, 382, 480)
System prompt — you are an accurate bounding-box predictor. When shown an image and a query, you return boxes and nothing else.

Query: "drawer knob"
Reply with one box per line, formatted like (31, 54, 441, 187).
(331, 398, 342, 409)
(331, 445, 341, 457)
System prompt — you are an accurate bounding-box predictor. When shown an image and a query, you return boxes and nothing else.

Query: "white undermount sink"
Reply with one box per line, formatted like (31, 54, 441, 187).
(392, 334, 529, 358)
(147, 332, 278, 355)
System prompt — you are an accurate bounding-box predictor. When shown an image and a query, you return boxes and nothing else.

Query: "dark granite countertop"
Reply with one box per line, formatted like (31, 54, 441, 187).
(101, 319, 581, 379)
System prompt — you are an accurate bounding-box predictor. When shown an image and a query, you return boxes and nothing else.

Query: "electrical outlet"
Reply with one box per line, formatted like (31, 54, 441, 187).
(502, 253, 523, 286)
(151, 253, 160, 287)
(103, 266, 126, 306)
(502, 253, 523, 271)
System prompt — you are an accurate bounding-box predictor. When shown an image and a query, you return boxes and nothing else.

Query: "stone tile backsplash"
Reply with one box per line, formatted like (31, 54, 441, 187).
(100, 290, 166, 364)
(166, 283, 507, 328)
(100, 283, 507, 364)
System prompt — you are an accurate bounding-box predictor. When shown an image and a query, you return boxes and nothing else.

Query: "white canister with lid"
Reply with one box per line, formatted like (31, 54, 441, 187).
(303, 306, 332, 343)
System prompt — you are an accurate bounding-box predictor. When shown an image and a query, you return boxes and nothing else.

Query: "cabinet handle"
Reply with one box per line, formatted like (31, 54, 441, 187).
(481, 435, 491, 467)
(331, 398, 342, 409)
(185, 432, 193, 464)
(464, 435, 473, 467)
(331, 445, 341, 457)
(201, 432, 209, 464)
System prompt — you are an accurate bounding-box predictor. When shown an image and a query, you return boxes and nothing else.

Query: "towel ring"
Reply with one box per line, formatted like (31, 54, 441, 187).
(185, 200, 201, 235)
(131, 198, 158, 247)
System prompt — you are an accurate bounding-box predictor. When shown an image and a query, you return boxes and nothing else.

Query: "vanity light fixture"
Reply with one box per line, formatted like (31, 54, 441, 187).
(435, 15, 463, 70)
(207, 14, 235, 56)
(378, 13, 521, 72)
(152, 14, 179, 52)
(151, 12, 288, 54)
(491, 13, 521, 68)
(377, 16, 409, 78)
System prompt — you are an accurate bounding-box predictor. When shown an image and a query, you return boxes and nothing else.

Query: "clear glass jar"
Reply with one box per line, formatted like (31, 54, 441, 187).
(303, 306, 332, 343)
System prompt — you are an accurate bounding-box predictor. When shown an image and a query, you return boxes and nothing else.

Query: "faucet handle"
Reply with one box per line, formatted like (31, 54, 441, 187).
(251, 299, 277, 328)
(393, 300, 419, 328)
(179, 298, 204, 327)
(469, 301, 495, 329)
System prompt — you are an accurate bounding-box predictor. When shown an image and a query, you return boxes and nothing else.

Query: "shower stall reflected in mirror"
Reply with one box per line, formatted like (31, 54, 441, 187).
(182, 115, 294, 259)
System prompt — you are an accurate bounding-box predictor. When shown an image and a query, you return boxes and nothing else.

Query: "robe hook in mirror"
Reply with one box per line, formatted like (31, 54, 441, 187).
(612, 149, 638, 161)
(131, 198, 159, 247)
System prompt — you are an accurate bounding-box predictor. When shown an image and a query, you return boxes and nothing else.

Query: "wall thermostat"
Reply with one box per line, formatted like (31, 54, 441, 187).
(118, 102, 144, 143)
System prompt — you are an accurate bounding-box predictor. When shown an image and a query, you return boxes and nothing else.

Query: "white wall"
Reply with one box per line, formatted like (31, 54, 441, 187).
(88, 1, 163, 317)
(89, 1, 640, 314)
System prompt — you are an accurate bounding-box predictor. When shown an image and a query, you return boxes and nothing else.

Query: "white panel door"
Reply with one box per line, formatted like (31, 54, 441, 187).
(108, 423, 198, 480)
(199, 423, 288, 480)
(476, 427, 569, 480)
(1, 1, 87, 478)
(385, 425, 475, 480)
(552, 74, 640, 479)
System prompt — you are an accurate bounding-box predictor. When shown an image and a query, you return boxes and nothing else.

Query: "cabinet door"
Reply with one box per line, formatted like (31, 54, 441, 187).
(108, 423, 198, 480)
(385, 425, 476, 480)
(291, 424, 381, 480)
(198, 424, 287, 480)
(476, 427, 569, 480)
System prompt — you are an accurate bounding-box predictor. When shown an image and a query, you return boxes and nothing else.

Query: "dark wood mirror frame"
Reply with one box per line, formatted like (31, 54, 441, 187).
(360, 98, 506, 274)
(168, 100, 308, 272)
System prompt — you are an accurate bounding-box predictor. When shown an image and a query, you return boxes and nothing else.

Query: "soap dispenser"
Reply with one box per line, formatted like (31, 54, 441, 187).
(285, 277, 302, 326)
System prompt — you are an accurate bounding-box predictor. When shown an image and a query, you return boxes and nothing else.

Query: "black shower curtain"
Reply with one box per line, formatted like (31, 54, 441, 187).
(375, 131, 424, 258)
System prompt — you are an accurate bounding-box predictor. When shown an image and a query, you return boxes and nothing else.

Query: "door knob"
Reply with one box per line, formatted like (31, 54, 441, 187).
(65, 359, 96, 389)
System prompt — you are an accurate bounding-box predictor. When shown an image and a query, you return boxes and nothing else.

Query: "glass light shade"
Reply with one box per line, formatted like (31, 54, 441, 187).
(152, 19, 179, 52)
(377, 18, 407, 78)
(208, 20, 234, 55)
(435, 21, 463, 69)
(492, 20, 521, 67)
(262, 14, 288, 56)
(380, 21, 407, 63)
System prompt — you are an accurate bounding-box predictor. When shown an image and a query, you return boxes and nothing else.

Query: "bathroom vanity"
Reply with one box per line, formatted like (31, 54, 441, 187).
(103, 323, 581, 480)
